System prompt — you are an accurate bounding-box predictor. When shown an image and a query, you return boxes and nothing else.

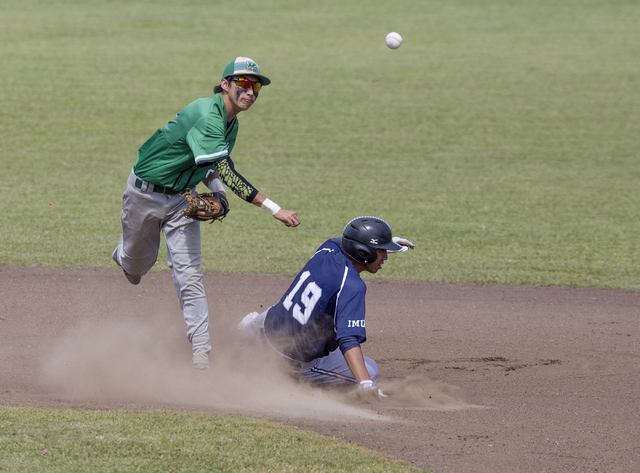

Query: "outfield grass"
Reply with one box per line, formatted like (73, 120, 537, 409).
(0, 407, 423, 472)
(1, 0, 639, 288)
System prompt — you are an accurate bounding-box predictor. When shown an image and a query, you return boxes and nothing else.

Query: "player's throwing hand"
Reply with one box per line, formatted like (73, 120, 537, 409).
(274, 209, 300, 227)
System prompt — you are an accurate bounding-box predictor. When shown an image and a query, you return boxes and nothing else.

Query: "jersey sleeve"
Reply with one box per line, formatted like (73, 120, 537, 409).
(337, 335, 361, 355)
(186, 117, 231, 166)
(334, 273, 367, 348)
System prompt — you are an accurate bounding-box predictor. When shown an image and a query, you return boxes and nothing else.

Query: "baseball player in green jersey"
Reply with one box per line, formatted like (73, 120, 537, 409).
(112, 57, 300, 370)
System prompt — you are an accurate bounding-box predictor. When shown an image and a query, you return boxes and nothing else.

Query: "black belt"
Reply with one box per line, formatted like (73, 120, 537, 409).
(135, 178, 178, 195)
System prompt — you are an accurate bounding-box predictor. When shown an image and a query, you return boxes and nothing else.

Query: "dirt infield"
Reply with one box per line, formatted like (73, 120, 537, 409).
(1, 265, 639, 472)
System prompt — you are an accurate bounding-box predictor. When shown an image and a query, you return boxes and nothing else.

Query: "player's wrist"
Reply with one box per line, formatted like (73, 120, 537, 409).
(206, 178, 224, 194)
(261, 198, 281, 216)
(359, 380, 374, 391)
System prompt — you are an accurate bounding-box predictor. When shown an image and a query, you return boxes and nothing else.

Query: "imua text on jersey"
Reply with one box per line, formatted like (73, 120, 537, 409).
(347, 320, 365, 328)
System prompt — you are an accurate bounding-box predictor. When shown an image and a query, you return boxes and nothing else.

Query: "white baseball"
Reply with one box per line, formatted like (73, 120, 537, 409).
(385, 32, 402, 49)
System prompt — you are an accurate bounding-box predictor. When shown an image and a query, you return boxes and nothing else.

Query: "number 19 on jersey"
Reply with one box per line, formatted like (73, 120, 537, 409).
(282, 271, 322, 325)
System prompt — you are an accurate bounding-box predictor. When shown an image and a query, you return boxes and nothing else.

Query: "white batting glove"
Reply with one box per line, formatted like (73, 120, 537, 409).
(389, 236, 415, 253)
(359, 380, 388, 398)
(359, 380, 375, 391)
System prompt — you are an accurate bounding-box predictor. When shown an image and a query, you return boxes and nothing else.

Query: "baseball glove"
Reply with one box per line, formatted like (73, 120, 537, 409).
(180, 190, 229, 223)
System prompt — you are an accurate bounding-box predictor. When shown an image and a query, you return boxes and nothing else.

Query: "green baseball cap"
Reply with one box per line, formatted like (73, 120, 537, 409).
(222, 57, 271, 86)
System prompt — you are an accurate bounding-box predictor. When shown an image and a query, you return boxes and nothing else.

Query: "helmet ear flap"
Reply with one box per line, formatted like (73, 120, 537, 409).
(341, 237, 377, 264)
(356, 245, 378, 264)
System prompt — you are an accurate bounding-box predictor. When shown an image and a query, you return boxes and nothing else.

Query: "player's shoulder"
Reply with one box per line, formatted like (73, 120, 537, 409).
(316, 237, 341, 252)
(181, 96, 213, 111)
(310, 238, 345, 263)
(179, 96, 228, 133)
(343, 263, 366, 289)
(172, 97, 213, 123)
(310, 239, 363, 283)
(181, 96, 224, 116)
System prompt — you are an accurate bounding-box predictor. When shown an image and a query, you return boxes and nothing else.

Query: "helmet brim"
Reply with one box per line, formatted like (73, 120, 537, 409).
(377, 240, 404, 252)
(387, 245, 408, 254)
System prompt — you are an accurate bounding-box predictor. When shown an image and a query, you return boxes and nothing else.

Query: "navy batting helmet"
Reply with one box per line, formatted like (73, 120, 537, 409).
(341, 216, 403, 264)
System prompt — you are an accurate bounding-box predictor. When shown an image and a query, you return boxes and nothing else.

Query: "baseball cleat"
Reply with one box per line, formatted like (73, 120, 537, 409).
(113, 253, 141, 285)
(238, 311, 263, 339)
(122, 270, 141, 285)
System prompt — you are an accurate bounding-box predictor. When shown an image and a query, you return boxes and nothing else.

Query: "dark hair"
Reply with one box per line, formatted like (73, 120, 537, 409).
(213, 76, 232, 95)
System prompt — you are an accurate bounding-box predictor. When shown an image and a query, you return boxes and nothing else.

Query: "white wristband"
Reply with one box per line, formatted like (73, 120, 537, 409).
(359, 380, 374, 391)
(206, 178, 224, 193)
(260, 198, 281, 216)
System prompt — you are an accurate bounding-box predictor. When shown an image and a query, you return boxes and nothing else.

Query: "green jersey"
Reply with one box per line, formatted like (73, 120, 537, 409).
(133, 94, 243, 194)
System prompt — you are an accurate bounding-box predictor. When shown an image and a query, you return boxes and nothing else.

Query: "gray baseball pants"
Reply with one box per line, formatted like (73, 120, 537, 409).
(112, 170, 211, 367)
(296, 348, 379, 385)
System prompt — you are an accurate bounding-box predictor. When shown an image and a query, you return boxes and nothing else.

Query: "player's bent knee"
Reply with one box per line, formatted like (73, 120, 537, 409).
(120, 257, 156, 277)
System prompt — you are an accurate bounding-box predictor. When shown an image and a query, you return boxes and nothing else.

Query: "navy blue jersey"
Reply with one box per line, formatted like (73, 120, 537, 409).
(264, 238, 367, 362)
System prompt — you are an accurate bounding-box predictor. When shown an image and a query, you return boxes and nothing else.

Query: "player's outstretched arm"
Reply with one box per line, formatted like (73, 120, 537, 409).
(343, 346, 372, 384)
(344, 346, 388, 397)
(252, 192, 300, 227)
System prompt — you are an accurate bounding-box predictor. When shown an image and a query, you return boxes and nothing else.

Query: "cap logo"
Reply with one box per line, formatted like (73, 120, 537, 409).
(370, 238, 379, 244)
(235, 58, 260, 74)
(245, 61, 259, 73)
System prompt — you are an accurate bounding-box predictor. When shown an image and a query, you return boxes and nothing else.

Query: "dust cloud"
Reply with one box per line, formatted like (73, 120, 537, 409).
(39, 313, 382, 420)
(339, 375, 479, 410)
(40, 313, 477, 419)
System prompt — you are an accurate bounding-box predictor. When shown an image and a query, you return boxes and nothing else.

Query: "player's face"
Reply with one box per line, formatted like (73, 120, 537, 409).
(225, 75, 260, 112)
(364, 249, 388, 274)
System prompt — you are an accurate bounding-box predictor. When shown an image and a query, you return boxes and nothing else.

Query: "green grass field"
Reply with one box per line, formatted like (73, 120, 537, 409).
(1, 0, 639, 471)
(1, 0, 639, 288)
(0, 407, 422, 472)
